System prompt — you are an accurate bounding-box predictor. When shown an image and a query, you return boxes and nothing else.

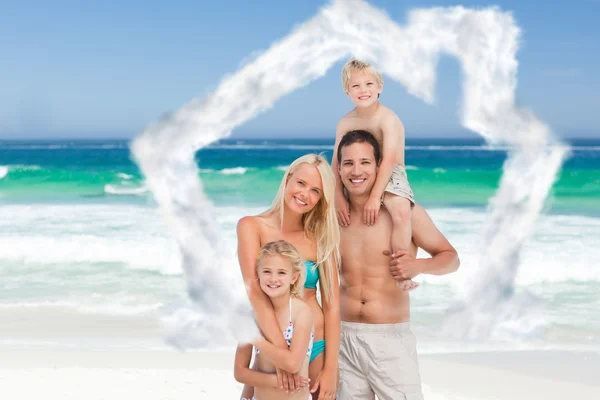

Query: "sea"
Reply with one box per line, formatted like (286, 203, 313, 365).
(1, 137, 599, 353)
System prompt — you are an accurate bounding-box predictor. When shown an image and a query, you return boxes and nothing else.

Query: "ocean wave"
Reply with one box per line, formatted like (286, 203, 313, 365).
(104, 184, 149, 195)
(0, 144, 127, 150)
(116, 172, 134, 180)
(220, 167, 249, 175)
(208, 144, 333, 150)
(0, 166, 7, 179)
(0, 300, 164, 316)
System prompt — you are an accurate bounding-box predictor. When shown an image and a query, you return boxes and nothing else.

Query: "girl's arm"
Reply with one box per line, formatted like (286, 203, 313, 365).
(252, 305, 314, 374)
(234, 344, 278, 388)
(237, 216, 288, 348)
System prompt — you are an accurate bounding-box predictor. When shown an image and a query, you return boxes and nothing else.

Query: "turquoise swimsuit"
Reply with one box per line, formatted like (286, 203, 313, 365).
(303, 260, 326, 363)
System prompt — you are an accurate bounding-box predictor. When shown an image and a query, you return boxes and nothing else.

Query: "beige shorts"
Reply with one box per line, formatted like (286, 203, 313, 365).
(337, 321, 423, 400)
(384, 164, 414, 205)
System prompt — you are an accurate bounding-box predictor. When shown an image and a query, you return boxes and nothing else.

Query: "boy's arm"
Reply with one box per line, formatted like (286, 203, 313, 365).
(234, 344, 278, 388)
(332, 121, 351, 226)
(331, 122, 345, 194)
(369, 113, 403, 203)
(252, 306, 314, 374)
(363, 113, 402, 225)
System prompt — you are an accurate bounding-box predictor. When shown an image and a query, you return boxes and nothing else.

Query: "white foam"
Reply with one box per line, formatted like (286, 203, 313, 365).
(104, 184, 149, 195)
(219, 167, 249, 175)
(0, 166, 8, 179)
(116, 172, 134, 180)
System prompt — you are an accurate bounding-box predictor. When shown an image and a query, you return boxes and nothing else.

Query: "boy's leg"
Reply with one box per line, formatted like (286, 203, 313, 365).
(382, 194, 419, 291)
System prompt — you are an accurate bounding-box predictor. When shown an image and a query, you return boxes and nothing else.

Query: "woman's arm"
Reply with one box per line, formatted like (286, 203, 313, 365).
(252, 305, 314, 374)
(234, 344, 278, 388)
(237, 216, 288, 347)
(321, 255, 341, 372)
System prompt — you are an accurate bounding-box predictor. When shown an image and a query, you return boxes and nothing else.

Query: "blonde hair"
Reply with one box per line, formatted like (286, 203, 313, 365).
(263, 154, 340, 303)
(257, 240, 306, 298)
(341, 57, 384, 92)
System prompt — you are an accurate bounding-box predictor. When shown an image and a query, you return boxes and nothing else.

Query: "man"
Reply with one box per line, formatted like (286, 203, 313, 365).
(336, 130, 460, 400)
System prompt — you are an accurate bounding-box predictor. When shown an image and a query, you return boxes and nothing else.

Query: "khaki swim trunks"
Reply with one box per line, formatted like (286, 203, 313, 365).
(337, 321, 424, 400)
(384, 164, 414, 205)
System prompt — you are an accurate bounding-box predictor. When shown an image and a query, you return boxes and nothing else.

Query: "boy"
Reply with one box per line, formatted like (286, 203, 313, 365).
(332, 58, 418, 291)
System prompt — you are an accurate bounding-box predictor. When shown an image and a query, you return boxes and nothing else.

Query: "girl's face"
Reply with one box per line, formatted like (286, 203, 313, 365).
(257, 255, 298, 298)
(284, 163, 323, 215)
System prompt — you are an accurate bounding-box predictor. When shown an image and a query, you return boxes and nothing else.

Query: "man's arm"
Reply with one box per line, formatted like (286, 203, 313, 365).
(389, 204, 460, 279)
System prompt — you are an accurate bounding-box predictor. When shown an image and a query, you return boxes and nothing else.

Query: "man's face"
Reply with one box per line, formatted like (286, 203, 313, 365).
(339, 142, 378, 197)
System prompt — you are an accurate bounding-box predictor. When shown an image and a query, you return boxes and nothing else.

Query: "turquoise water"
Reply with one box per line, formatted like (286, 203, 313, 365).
(1, 138, 599, 214)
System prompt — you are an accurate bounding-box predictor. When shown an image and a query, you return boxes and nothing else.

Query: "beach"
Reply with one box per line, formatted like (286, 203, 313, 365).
(2, 346, 599, 399)
(1, 138, 600, 399)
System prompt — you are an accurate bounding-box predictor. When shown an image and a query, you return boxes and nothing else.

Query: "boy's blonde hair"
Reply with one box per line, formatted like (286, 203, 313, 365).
(257, 240, 306, 298)
(263, 154, 340, 303)
(341, 57, 384, 92)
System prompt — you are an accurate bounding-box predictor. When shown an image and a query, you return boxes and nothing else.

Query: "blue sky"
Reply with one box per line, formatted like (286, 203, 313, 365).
(1, 0, 598, 139)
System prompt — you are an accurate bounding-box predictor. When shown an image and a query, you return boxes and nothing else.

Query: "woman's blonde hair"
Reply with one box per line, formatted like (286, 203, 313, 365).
(263, 154, 340, 303)
(257, 240, 306, 298)
(341, 57, 384, 92)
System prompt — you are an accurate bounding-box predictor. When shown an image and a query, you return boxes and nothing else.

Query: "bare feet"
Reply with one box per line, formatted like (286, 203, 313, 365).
(396, 279, 420, 291)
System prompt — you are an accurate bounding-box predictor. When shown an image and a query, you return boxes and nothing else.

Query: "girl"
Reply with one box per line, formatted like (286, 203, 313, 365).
(234, 240, 314, 400)
(237, 154, 340, 400)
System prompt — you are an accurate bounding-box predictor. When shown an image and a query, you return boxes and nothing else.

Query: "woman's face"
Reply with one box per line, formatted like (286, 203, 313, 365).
(284, 163, 323, 215)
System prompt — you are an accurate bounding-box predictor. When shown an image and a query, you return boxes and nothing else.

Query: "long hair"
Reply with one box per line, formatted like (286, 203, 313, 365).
(257, 240, 306, 298)
(263, 154, 340, 303)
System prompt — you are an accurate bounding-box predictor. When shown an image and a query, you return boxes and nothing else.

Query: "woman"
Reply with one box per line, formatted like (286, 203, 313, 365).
(238, 154, 340, 400)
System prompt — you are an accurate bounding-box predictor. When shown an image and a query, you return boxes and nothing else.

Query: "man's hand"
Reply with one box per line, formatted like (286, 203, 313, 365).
(276, 369, 299, 393)
(310, 366, 338, 400)
(363, 196, 381, 225)
(387, 250, 423, 280)
(335, 191, 351, 227)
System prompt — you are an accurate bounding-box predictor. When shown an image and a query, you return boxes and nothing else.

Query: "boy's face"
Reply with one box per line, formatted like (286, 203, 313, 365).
(346, 71, 382, 108)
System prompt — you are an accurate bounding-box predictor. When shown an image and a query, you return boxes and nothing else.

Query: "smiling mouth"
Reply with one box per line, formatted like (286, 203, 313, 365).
(267, 284, 281, 289)
(350, 178, 365, 185)
(293, 196, 307, 206)
(358, 95, 370, 100)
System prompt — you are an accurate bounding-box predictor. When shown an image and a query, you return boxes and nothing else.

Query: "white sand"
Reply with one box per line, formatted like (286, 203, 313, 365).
(2, 309, 600, 399)
(1, 348, 599, 400)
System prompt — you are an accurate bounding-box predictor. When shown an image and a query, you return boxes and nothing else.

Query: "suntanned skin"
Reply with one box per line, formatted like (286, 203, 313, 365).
(237, 163, 340, 400)
(338, 141, 460, 324)
(333, 71, 418, 293)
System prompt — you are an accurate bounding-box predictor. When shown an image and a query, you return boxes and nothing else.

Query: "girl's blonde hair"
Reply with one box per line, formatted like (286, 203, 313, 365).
(257, 240, 306, 298)
(263, 154, 340, 303)
(341, 57, 384, 92)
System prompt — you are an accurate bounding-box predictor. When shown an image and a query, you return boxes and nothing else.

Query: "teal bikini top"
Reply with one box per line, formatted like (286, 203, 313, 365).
(303, 261, 319, 289)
